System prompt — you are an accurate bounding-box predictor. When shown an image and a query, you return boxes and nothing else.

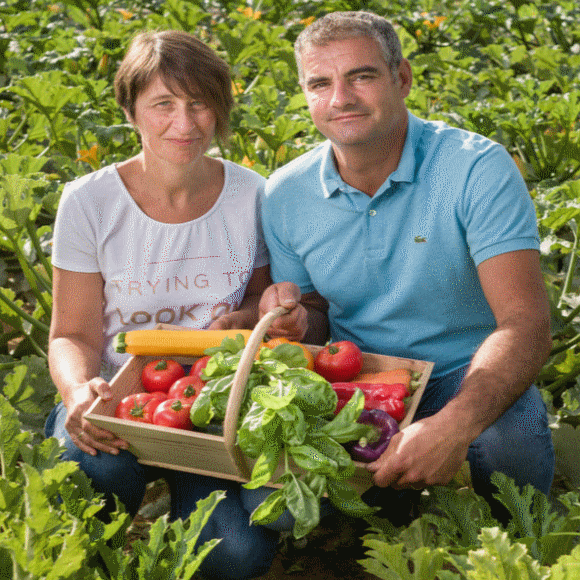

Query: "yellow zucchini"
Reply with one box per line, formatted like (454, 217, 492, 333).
(113, 328, 253, 356)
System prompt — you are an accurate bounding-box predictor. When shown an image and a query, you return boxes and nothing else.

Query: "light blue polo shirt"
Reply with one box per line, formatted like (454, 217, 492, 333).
(261, 113, 539, 377)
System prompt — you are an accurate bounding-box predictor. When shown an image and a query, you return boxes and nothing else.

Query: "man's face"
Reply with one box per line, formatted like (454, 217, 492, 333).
(299, 36, 411, 151)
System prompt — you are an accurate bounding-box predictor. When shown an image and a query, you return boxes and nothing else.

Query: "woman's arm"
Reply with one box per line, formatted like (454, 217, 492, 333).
(49, 267, 128, 456)
(208, 265, 272, 330)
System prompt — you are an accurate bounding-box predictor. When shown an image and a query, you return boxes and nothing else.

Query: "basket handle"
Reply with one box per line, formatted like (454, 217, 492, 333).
(223, 306, 290, 480)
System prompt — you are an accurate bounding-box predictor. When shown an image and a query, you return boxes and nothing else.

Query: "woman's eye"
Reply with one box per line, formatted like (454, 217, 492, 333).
(190, 100, 208, 110)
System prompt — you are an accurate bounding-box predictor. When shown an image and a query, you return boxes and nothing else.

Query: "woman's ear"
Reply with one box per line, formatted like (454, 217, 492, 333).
(123, 108, 137, 130)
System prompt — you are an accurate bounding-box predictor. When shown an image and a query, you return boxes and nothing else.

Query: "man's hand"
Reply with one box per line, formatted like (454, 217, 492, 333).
(366, 412, 472, 489)
(259, 282, 309, 341)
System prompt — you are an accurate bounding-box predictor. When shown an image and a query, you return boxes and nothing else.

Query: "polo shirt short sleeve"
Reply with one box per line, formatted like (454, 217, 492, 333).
(261, 113, 539, 377)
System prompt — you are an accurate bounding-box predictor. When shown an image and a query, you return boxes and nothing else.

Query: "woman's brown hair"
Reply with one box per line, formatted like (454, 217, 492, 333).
(114, 30, 233, 143)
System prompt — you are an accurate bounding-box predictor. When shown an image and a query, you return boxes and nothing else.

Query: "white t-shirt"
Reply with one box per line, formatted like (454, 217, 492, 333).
(52, 160, 269, 371)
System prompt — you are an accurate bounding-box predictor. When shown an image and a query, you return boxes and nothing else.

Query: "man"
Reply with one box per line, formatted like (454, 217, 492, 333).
(259, 11, 554, 522)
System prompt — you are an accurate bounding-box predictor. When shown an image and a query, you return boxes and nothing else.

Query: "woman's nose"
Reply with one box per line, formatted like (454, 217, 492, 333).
(174, 106, 197, 131)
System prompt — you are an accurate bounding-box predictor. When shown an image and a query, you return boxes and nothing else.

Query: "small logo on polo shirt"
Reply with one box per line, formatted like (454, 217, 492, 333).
(414, 236, 427, 243)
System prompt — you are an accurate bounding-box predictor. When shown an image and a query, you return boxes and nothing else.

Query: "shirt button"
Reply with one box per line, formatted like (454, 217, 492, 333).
(369, 209, 377, 216)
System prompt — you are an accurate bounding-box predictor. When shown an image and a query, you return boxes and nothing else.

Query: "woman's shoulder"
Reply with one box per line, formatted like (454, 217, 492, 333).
(62, 164, 122, 200)
(222, 158, 266, 189)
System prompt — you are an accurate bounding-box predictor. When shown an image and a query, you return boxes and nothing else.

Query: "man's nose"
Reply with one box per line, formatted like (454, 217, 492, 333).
(330, 80, 356, 107)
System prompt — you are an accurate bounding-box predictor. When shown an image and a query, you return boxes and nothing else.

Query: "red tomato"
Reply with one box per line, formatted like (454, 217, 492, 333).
(167, 375, 204, 403)
(114, 393, 164, 423)
(189, 355, 211, 380)
(314, 341, 364, 382)
(152, 398, 193, 430)
(149, 391, 169, 402)
(141, 359, 185, 393)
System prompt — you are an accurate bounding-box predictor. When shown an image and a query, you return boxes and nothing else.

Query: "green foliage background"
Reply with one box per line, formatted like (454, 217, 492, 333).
(0, 0, 579, 577)
(0, 0, 577, 424)
(0, 0, 579, 431)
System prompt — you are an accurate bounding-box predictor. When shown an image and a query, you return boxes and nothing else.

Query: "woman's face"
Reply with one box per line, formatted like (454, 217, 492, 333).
(129, 74, 217, 168)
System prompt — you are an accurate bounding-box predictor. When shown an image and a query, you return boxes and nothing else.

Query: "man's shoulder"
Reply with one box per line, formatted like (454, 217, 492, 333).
(265, 142, 328, 193)
(414, 114, 500, 157)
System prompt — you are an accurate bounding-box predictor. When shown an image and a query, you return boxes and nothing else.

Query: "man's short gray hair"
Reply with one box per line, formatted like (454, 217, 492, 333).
(295, 11, 403, 83)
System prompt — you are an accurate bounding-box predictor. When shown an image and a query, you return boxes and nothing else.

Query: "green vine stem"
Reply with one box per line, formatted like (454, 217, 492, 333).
(546, 369, 580, 399)
(25, 221, 53, 284)
(558, 220, 579, 309)
(0, 290, 50, 335)
(550, 334, 580, 356)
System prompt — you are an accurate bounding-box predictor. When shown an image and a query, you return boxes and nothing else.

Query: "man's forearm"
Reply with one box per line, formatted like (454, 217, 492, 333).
(439, 315, 552, 442)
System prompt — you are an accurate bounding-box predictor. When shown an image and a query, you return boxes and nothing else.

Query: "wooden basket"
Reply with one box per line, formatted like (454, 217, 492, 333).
(86, 307, 434, 494)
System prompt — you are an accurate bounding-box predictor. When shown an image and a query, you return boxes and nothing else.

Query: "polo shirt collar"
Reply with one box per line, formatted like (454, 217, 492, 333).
(320, 111, 421, 198)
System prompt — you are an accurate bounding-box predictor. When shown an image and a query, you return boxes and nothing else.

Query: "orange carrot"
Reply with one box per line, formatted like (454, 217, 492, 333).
(351, 368, 412, 387)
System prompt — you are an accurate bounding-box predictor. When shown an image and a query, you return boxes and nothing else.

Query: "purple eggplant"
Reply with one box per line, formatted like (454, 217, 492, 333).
(350, 408, 399, 463)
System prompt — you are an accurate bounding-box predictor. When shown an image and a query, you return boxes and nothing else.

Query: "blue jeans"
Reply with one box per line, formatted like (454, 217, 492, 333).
(362, 366, 555, 524)
(45, 402, 284, 580)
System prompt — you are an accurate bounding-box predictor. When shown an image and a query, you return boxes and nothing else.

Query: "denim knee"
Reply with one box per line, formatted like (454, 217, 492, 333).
(168, 472, 279, 580)
(468, 386, 554, 498)
(45, 402, 156, 516)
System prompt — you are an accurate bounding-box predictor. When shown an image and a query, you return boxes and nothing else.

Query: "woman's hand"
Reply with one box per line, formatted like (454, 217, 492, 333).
(64, 378, 129, 456)
(258, 282, 309, 341)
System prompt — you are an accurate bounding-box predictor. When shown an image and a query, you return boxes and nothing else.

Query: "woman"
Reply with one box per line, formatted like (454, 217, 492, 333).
(45, 30, 281, 579)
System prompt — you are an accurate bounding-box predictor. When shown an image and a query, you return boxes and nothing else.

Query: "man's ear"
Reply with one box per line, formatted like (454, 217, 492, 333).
(398, 59, 413, 97)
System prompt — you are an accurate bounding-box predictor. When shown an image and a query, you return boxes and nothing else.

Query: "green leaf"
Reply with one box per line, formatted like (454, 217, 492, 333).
(282, 369, 337, 416)
(0, 174, 45, 236)
(0, 396, 24, 481)
(251, 381, 296, 410)
(189, 385, 215, 428)
(204, 333, 247, 356)
(249, 487, 287, 526)
(306, 433, 355, 480)
(326, 478, 377, 519)
(244, 438, 282, 489)
(256, 343, 308, 368)
(549, 544, 580, 579)
(358, 540, 412, 580)
(289, 444, 339, 478)
(285, 473, 320, 539)
(277, 403, 307, 447)
(319, 389, 373, 443)
(237, 403, 280, 458)
(422, 485, 497, 549)
(468, 527, 549, 579)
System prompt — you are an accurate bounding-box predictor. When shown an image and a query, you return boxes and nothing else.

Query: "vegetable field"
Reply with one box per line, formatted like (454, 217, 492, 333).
(0, 0, 579, 578)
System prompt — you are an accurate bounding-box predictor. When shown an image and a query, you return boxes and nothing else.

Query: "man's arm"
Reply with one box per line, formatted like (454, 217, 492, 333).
(368, 249, 552, 488)
(259, 282, 329, 345)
